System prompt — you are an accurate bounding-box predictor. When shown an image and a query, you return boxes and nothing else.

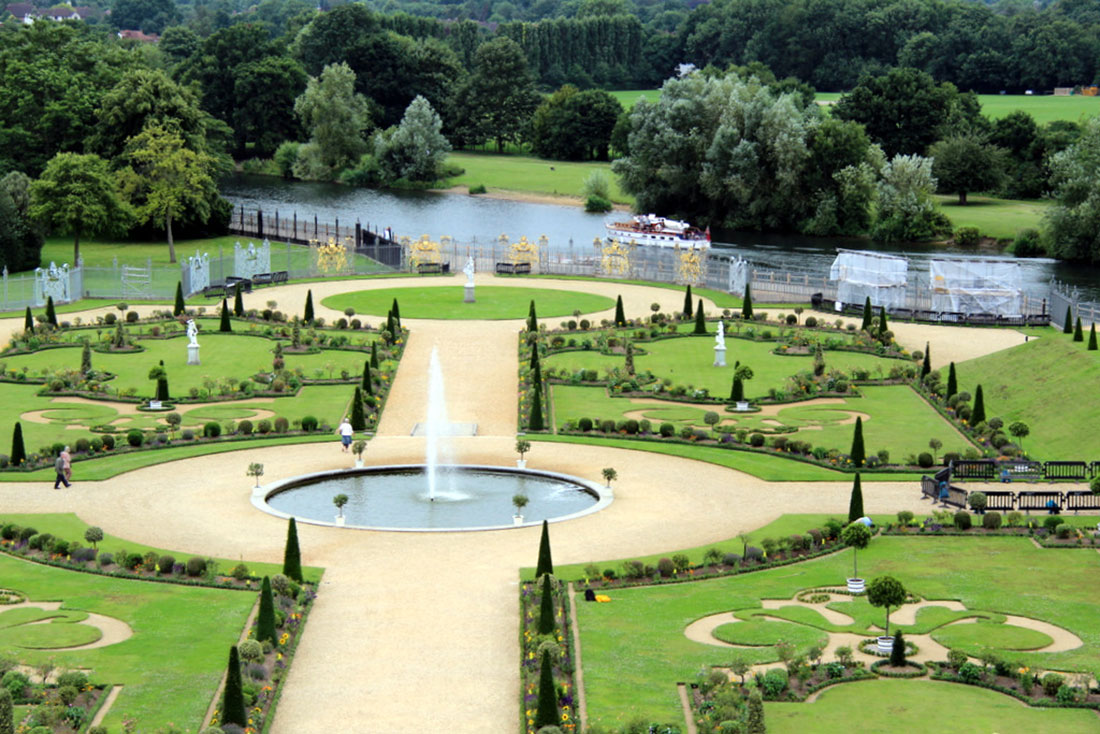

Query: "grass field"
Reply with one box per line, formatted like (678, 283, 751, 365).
(320, 285, 615, 320)
(441, 151, 632, 204)
(766, 680, 1099, 734)
(578, 535, 1100, 728)
(948, 329, 1100, 459)
(0, 551, 255, 731)
(933, 195, 1053, 240)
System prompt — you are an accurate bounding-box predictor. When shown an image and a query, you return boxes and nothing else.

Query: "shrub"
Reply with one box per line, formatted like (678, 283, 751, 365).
(202, 421, 220, 438)
(749, 432, 765, 447)
(982, 512, 1002, 530)
(1005, 511, 1023, 527)
(181, 429, 194, 441)
(126, 429, 144, 447)
(71, 547, 96, 563)
(2, 670, 30, 697)
(658, 422, 675, 437)
(256, 419, 272, 434)
(917, 452, 934, 468)
(743, 546, 763, 562)
(947, 649, 968, 670)
(722, 553, 741, 566)
(238, 639, 264, 663)
(274, 416, 290, 433)
(1043, 516, 1064, 533)
(954, 226, 981, 246)
(1042, 673, 1065, 697)
(238, 420, 253, 435)
(186, 557, 207, 577)
(953, 511, 972, 530)
(968, 491, 987, 513)
(158, 554, 175, 574)
(656, 557, 674, 578)
(97, 552, 113, 567)
(301, 415, 318, 432)
(125, 310, 139, 323)
(957, 662, 984, 683)
(231, 563, 250, 581)
(1056, 524, 1073, 539)
(56, 671, 88, 689)
(577, 417, 593, 432)
(761, 668, 789, 697)
(584, 194, 612, 213)
(1013, 228, 1043, 257)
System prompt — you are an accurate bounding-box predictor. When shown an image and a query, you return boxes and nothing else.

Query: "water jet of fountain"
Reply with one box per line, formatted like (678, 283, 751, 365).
(425, 346, 449, 501)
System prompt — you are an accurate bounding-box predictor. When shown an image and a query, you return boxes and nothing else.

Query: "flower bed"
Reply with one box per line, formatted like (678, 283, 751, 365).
(929, 661, 1100, 709)
(519, 577, 577, 734)
(208, 579, 317, 734)
(4, 671, 109, 733)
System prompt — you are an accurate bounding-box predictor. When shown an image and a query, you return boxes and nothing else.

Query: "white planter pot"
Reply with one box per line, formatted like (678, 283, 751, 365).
(735, 401, 751, 412)
(516, 459, 527, 469)
(513, 514, 524, 526)
(355, 459, 364, 468)
(877, 636, 894, 654)
(847, 577, 865, 594)
(334, 515, 346, 526)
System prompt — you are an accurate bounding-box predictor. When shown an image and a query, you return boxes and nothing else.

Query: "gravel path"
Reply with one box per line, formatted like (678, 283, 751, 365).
(0, 278, 1034, 733)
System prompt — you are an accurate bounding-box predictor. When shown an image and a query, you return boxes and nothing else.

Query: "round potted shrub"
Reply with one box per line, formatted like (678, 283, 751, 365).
(841, 521, 872, 594)
(333, 493, 349, 525)
(867, 575, 907, 653)
(515, 438, 531, 469)
(512, 493, 529, 525)
(352, 439, 367, 468)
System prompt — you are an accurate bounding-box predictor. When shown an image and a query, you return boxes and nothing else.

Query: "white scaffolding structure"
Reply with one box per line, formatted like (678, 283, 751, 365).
(929, 259, 1023, 315)
(828, 249, 909, 309)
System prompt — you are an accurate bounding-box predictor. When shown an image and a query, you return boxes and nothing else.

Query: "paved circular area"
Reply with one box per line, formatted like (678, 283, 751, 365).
(0, 276, 1030, 733)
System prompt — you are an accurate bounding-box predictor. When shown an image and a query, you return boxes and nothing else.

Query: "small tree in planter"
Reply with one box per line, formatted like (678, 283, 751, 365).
(515, 438, 531, 468)
(333, 493, 349, 518)
(841, 521, 872, 593)
(247, 462, 264, 488)
(601, 467, 617, 487)
(352, 439, 367, 467)
(512, 493, 528, 523)
(867, 574, 906, 642)
(968, 491, 987, 515)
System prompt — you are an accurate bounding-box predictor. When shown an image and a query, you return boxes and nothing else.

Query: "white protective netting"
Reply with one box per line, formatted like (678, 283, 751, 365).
(727, 256, 749, 296)
(828, 249, 909, 309)
(929, 259, 1023, 315)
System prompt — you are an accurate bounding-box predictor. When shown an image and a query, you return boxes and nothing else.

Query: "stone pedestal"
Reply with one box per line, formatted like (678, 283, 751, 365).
(713, 345, 726, 367)
(335, 515, 346, 526)
(464, 284, 476, 303)
(187, 344, 201, 365)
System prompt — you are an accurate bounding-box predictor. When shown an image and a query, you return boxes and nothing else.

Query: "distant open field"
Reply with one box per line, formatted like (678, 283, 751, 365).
(441, 151, 631, 204)
(612, 89, 1100, 125)
(933, 195, 1052, 240)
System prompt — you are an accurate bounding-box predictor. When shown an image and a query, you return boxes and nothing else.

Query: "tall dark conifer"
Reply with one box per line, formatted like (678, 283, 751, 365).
(693, 298, 706, 334)
(221, 646, 247, 728)
(304, 290, 314, 323)
(23, 307, 33, 334)
(861, 297, 872, 331)
(529, 384, 545, 431)
(527, 300, 538, 332)
(362, 361, 373, 395)
(878, 306, 888, 337)
(537, 573, 556, 634)
(614, 295, 626, 327)
(219, 299, 231, 332)
(1073, 316, 1083, 342)
(174, 281, 186, 316)
(921, 343, 931, 378)
(741, 283, 753, 320)
(848, 472, 864, 522)
(350, 386, 366, 430)
(391, 298, 401, 329)
(683, 285, 693, 318)
(283, 518, 302, 582)
(536, 520, 553, 577)
(45, 296, 57, 327)
(10, 422, 25, 466)
(1063, 306, 1073, 334)
(1088, 324, 1097, 351)
(946, 362, 957, 399)
(850, 416, 865, 467)
(256, 576, 277, 644)
(234, 284, 244, 317)
(971, 384, 986, 425)
(534, 650, 559, 729)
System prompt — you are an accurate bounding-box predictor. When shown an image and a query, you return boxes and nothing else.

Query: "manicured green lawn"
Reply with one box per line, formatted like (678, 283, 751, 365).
(551, 383, 972, 461)
(932, 621, 1053, 652)
(607, 90, 660, 109)
(546, 334, 894, 400)
(0, 513, 323, 582)
(766, 679, 1099, 734)
(321, 285, 615, 320)
(441, 151, 632, 204)
(578, 535, 1100, 729)
(0, 552, 255, 731)
(815, 92, 1100, 125)
(934, 195, 1052, 241)
(947, 330, 1100, 459)
(529, 276, 746, 310)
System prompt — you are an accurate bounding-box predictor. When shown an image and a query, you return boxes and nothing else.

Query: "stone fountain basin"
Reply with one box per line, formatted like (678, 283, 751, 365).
(255, 464, 611, 532)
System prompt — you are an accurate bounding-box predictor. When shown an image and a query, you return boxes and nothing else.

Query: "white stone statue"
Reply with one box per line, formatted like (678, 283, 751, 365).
(186, 319, 199, 346)
(715, 319, 726, 350)
(463, 256, 475, 285)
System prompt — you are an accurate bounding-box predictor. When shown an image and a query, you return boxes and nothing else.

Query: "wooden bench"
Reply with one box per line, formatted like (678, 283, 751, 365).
(202, 283, 228, 298)
(1043, 461, 1089, 481)
(1017, 491, 1064, 514)
(951, 460, 997, 481)
(496, 262, 532, 275)
(982, 490, 1016, 511)
(251, 271, 288, 286)
(417, 262, 443, 274)
(1064, 491, 1100, 514)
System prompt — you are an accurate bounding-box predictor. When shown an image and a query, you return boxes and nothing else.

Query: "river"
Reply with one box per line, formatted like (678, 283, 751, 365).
(222, 174, 1100, 303)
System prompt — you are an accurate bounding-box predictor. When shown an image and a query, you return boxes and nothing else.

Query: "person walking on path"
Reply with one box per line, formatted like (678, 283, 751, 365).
(53, 450, 71, 489)
(61, 445, 72, 482)
(338, 417, 354, 452)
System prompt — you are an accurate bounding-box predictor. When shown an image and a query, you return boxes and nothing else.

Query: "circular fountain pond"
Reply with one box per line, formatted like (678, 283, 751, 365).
(258, 464, 609, 531)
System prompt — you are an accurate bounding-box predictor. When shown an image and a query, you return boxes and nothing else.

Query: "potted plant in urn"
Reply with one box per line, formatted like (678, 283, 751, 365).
(352, 439, 367, 468)
(515, 438, 531, 469)
(867, 575, 907, 654)
(333, 493, 349, 525)
(512, 493, 529, 525)
(841, 521, 872, 594)
(246, 462, 264, 489)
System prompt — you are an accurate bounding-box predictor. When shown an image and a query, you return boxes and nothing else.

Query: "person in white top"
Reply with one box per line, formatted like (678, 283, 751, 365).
(338, 417, 353, 452)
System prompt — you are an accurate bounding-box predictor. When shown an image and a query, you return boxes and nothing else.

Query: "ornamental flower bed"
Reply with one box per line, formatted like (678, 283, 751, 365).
(929, 659, 1100, 710)
(0, 523, 271, 590)
(519, 576, 577, 734)
(208, 579, 317, 734)
(4, 670, 109, 733)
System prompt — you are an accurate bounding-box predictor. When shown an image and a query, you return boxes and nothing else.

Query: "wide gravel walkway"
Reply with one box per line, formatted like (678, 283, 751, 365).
(0, 276, 1031, 732)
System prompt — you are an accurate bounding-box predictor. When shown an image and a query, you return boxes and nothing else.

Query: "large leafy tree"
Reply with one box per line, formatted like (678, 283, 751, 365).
(872, 154, 948, 242)
(375, 96, 451, 183)
(929, 134, 1006, 205)
(0, 172, 44, 273)
(452, 37, 540, 152)
(0, 23, 135, 176)
(29, 153, 129, 263)
(230, 56, 308, 157)
(802, 117, 881, 236)
(119, 124, 218, 263)
(529, 85, 622, 161)
(111, 0, 179, 33)
(292, 62, 372, 180)
(833, 68, 965, 158)
(1044, 117, 1100, 263)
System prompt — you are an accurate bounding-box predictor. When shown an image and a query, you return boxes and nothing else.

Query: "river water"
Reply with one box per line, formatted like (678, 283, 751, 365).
(222, 174, 1100, 303)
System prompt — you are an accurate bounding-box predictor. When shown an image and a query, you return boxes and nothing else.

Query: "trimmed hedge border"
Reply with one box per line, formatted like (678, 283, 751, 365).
(929, 667, 1100, 711)
(871, 660, 927, 678)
